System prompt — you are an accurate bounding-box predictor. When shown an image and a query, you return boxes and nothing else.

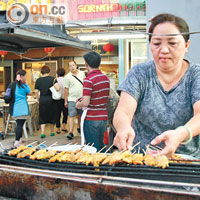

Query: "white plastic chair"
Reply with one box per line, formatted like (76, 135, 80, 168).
(4, 113, 29, 139)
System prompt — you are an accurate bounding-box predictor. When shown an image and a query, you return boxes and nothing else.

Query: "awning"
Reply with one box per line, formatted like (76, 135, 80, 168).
(0, 11, 91, 54)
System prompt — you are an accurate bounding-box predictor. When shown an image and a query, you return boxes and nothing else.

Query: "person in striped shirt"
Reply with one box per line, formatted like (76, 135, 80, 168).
(76, 51, 110, 151)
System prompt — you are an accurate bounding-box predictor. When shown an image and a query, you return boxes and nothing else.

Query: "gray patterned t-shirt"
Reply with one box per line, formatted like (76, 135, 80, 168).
(118, 60, 200, 158)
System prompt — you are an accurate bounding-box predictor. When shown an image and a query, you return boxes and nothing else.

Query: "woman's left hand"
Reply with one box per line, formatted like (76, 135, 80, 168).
(148, 130, 183, 156)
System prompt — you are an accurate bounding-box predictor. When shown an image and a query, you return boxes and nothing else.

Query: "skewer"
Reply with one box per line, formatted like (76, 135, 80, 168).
(27, 141, 38, 146)
(142, 149, 146, 155)
(120, 141, 141, 153)
(155, 145, 163, 150)
(90, 143, 94, 147)
(48, 142, 58, 148)
(34, 141, 46, 148)
(145, 144, 153, 153)
(138, 147, 140, 154)
(132, 150, 136, 154)
(132, 141, 141, 150)
(148, 144, 161, 151)
(105, 144, 114, 153)
(98, 145, 107, 153)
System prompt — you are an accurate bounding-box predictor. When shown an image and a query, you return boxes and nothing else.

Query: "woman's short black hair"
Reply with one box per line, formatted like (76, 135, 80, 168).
(57, 68, 65, 77)
(41, 65, 50, 75)
(148, 13, 190, 42)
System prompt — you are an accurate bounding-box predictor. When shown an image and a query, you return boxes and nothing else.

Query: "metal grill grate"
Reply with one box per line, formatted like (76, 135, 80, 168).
(0, 152, 200, 184)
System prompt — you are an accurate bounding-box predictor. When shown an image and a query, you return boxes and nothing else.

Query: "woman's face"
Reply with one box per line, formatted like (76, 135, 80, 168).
(150, 22, 190, 72)
(21, 74, 26, 83)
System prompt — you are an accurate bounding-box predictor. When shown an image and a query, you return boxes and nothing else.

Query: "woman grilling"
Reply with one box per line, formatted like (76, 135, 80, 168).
(113, 13, 200, 158)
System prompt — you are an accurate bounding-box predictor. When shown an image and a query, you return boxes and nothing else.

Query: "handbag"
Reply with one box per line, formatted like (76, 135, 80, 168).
(4, 82, 16, 104)
(50, 79, 62, 100)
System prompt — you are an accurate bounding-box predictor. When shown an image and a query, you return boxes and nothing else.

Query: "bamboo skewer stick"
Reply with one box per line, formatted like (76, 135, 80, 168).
(132, 150, 136, 154)
(34, 141, 46, 148)
(148, 144, 161, 152)
(132, 141, 141, 150)
(98, 145, 107, 153)
(155, 145, 163, 150)
(48, 142, 58, 148)
(105, 144, 114, 153)
(90, 143, 94, 147)
(120, 141, 141, 153)
(138, 147, 140, 154)
(27, 141, 38, 146)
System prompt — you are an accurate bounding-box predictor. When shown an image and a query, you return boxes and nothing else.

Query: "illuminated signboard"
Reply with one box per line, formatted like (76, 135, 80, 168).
(68, 0, 146, 21)
(0, 0, 146, 20)
(78, 1, 146, 13)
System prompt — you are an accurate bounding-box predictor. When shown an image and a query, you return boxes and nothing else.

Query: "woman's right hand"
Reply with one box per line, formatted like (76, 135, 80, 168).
(113, 126, 135, 151)
(64, 101, 68, 108)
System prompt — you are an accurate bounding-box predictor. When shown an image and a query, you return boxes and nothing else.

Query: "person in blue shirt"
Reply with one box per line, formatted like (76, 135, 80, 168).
(11, 70, 31, 147)
(113, 13, 200, 158)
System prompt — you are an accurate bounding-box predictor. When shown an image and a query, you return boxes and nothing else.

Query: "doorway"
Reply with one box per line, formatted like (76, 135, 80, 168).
(0, 60, 14, 92)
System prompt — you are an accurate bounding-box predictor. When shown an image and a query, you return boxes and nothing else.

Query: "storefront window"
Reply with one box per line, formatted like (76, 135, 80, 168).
(23, 60, 57, 91)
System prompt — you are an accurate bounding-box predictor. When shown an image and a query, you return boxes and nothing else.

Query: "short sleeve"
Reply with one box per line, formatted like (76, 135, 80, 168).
(35, 78, 39, 90)
(64, 75, 70, 88)
(190, 64, 200, 105)
(118, 63, 147, 102)
(25, 84, 31, 94)
(83, 78, 93, 96)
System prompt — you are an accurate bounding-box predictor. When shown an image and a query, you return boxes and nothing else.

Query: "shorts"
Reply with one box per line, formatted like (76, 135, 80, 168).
(68, 101, 82, 117)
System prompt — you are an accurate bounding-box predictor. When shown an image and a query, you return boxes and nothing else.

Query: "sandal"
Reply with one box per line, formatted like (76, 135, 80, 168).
(77, 128, 81, 134)
(50, 133, 55, 136)
(66, 132, 74, 140)
(62, 129, 68, 132)
(56, 131, 61, 134)
(40, 134, 46, 138)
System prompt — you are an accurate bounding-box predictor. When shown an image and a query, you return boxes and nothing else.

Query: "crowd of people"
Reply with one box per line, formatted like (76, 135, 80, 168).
(6, 51, 110, 151)
(5, 13, 200, 158)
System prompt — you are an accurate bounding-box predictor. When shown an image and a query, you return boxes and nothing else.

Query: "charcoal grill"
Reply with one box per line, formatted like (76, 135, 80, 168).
(0, 151, 200, 200)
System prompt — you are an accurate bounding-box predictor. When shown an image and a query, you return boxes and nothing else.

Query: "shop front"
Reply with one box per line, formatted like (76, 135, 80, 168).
(65, 0, 147, 86)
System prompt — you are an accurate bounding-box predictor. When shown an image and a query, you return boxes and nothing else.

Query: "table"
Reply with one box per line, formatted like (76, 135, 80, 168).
(0, 100, 39, 139)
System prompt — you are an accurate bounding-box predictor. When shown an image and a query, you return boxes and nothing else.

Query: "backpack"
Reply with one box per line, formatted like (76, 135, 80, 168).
(4, 82, 16, 104)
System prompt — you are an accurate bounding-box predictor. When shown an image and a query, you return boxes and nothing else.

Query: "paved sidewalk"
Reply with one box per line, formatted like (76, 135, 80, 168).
(0, 125, 81, 152)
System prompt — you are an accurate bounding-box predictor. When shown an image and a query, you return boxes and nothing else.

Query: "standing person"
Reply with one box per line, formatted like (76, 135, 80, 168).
(10, 70, 31, 147)
(113, 13, 200, 158)
(76, 51, 110, 151)
(35, 65, 59, 138)
(64, 60, 85, 139)
(55, 68, 68, 134)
